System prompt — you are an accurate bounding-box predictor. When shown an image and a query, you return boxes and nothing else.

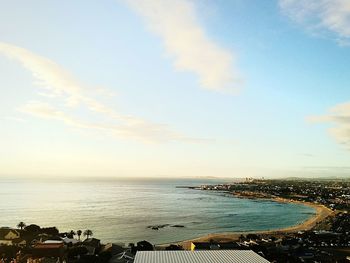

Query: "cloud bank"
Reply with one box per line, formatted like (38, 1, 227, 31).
(0, 42, 203, 143)
(309, 101, 350, 149)
(125, 0, 241, 92)
(279, 0, 350, 45)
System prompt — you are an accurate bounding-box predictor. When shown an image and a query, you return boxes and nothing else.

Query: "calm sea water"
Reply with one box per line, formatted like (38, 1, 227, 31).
(0, 178, 315, 244)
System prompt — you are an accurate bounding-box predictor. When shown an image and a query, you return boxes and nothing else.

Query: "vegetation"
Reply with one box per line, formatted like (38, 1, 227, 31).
(83, 229, 93, 239)
(17, 222, 26, 230)
(68, 230, 76, 239)
(77, 229, 82, 241)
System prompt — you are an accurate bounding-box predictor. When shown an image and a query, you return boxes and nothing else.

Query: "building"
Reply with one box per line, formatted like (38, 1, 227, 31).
(134, 250, 270, 263)
(82, 238, 101, 255)
(26, 257, 63, 263)
(0, 227, 26, 246)
(61, 237, 78, 246)
(31, 242, 65, 262)
(109, 251, 134, 263)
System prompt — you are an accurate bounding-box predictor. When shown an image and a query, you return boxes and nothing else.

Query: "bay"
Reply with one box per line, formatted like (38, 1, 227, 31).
(0, 178, 315, 244)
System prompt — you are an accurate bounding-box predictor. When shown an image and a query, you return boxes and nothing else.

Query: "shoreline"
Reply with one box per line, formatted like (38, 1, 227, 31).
(158, 195, 334, 249)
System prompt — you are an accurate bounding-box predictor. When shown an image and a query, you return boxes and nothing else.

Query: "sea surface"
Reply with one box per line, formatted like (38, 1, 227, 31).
(0, 178, 315, 244)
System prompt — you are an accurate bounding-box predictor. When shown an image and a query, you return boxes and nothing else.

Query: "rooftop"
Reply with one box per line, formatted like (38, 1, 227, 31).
(134, 250, 270, 263)
(34, 243, 64, 249)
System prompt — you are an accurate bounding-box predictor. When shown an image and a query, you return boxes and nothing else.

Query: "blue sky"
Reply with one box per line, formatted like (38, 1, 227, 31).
(1, 0, 350, 178)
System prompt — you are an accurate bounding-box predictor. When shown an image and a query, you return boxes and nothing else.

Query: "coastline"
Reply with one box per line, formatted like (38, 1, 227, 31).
(158, 195, 334, 249)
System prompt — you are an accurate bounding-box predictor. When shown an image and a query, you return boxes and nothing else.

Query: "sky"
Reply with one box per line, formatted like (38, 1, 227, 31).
(1, 0, 350, 179)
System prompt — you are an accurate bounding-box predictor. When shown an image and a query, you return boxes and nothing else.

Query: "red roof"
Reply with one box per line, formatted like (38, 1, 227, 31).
(34, 243, 63, 249)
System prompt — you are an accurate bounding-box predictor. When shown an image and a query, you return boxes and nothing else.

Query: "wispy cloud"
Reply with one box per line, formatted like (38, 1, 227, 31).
(309, 101, 350, 149)
(124, 0, 241, 93)
(19, 101, 200, 143)
(1, 116, 27, 123)
(0, 42, 204, 143)
(279, 0, 350, 45)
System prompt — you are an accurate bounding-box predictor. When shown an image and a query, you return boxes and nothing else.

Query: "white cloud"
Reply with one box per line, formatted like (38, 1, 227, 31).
(279, 0, 350, 44)
(309, 101, 350, 149)
(1, 116, 27, 123)
(0, 42, 204, 143)
(19, 101, 206, 143)
(125, 0, 241, 92)
(0, 42, 83, 106)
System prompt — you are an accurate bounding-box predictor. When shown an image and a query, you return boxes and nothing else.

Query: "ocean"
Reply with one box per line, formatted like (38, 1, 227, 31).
(0, 178, 315, 244)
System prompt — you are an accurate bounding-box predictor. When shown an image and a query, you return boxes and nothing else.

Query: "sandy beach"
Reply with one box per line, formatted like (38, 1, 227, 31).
(160, 197, 334, 250)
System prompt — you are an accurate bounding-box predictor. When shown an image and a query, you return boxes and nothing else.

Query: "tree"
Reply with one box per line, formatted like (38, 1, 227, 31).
(41, 227, 59, 236)
(136, 240, 153, 251)
(77, 230, 82, 241)
(24, 224, 41, 234)
(17, 222, 26, 230)
(83, 229, 93, 239)
(68, 230, 76, 239)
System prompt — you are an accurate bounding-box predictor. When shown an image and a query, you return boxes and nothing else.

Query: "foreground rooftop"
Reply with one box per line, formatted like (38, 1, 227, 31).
(134, 250, 270, 263)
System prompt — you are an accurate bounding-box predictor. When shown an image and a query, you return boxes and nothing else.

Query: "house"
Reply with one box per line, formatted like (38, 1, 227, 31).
(12, 237, 27, 247)
(99, 243, 126, 262)
(61, 237, 78, 246)
(134, 250, 270, 263)
(26, 257, 64, 263)
(100, 243, 125, 255)
(43, 240, 64, 245)
(82, 238, 101, 255)
(31, 242, 65, 262)
(0, 227, 26, 246)
(109, 251, 134, 263)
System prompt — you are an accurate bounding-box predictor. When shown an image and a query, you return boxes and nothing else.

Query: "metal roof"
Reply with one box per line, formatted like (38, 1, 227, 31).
(134, 250, 270, 263)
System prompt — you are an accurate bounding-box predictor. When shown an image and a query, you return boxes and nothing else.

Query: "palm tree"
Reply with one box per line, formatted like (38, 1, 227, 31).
(83, 229, 93, 239)
(17, 222, 26, 230)
(69, 230, 76, 238)
(77, 230, 82, 241)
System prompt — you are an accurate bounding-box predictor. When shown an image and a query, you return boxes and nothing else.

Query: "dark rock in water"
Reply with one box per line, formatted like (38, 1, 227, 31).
(147, 224, 170, 230)
(171, 225, 185, 228)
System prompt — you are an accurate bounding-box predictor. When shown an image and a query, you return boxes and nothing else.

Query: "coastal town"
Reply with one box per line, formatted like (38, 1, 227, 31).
(1, 179, 349, 263)
(0, 223, 269, 263)
(185, 178, 350, 262)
